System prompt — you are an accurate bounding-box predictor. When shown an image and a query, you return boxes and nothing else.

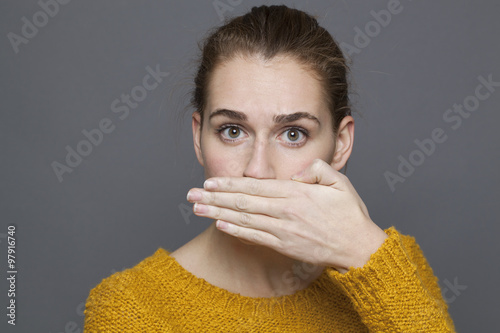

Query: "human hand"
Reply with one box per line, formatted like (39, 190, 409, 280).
(186, 158, 388, 273)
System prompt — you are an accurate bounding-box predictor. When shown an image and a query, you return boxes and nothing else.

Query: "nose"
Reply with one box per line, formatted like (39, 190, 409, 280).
(242, 137, 275, 179)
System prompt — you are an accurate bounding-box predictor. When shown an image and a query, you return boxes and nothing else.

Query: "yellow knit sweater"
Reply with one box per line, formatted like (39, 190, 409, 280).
(83, 227, 456, 332)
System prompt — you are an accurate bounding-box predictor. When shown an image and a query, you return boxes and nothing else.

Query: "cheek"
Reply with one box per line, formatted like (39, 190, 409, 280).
(200, 132, 239, 177)
(284, 161, 312, 179)
(283, 149, 334, 178)
(203, 156, 241, 178)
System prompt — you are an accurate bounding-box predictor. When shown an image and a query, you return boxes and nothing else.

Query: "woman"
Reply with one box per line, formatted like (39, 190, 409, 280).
(84, 5, 456, 332)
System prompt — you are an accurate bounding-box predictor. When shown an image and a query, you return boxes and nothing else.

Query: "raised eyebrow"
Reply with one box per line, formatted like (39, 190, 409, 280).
(208, 109, 247, 121)
(273, 112, 320, 126)
(208, 109, 320, 126)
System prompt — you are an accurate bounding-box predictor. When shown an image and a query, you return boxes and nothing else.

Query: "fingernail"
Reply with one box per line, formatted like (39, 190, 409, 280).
(204, 179, 217, 190)
(187, 190, 202, 201)
(194, 203, 207, 213)
(216, 220, 228, 229)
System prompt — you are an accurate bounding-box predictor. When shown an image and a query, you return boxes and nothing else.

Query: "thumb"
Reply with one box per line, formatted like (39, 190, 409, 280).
(290, 158, 339, 187)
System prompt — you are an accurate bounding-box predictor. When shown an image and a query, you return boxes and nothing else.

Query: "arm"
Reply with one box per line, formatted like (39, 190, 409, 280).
(326, 227, 456, 333)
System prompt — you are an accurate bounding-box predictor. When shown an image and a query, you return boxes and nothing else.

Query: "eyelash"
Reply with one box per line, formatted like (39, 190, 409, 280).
(215, 124, 310, 147)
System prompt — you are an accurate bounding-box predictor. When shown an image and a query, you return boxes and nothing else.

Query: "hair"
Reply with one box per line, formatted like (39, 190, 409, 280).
(190, 5, 352, 173)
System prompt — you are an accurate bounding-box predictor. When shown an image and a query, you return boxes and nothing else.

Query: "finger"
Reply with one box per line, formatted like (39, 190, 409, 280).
(193, 190, 284, 218)
(189, 187, 281, 215)
(203, 176, 297, 198)
(215, 219, 282, 248)
(291, 158, 346, 189)
(194, 203, 279, 234)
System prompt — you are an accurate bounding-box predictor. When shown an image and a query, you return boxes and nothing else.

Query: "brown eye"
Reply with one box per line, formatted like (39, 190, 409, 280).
(228, 126, 240, 138)
(280, 127, 309, 147)
(287, 129, 299, 142)
(216, 124, 245, 142)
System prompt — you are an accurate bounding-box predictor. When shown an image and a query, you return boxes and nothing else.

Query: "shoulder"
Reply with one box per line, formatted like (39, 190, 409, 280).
(84, 248, 172, 316)
(94, 248, 170, 285)
(83, 247, 176, 331)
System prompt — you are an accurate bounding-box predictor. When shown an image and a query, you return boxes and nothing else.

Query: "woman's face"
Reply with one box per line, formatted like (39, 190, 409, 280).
(192, 54, 351, 180)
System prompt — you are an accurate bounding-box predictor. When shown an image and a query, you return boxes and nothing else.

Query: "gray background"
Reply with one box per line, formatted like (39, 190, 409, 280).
(1, 0, 499, 332)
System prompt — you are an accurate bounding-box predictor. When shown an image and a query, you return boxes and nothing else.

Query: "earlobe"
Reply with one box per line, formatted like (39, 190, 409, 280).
(192, 111, 205, 167)
(330, 116, 355, 171)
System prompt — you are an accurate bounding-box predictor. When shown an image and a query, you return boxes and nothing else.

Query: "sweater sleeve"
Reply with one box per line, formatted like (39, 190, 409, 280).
(325, 227, 456, 333)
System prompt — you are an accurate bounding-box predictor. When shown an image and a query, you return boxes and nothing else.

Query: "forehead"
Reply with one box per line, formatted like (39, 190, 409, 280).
(206, 55, 328, 119)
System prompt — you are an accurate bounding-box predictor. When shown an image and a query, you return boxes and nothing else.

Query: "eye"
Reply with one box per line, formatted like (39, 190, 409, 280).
(215, 124, 245, 142)
(215, 124, 309, 147)
(279, 127, 309, 147)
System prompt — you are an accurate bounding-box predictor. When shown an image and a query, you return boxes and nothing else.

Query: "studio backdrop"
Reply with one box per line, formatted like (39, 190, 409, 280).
(1, 0, 499, 332)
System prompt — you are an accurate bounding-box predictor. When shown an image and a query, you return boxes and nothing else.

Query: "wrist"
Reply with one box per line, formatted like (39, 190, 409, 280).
(342, 222, 388, 273)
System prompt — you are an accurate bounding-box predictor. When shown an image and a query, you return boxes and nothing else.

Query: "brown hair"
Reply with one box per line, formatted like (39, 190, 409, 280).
(190, 5, 352, 172)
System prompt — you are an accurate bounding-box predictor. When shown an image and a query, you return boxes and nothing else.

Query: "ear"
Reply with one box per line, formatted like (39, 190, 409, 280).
(192, 111, 204, 167)
(330, 115, 355, 171)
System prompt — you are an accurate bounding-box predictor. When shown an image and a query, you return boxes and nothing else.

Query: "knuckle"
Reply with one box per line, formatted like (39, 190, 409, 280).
(312, 158, 324, 170)
(274, 241, 285, 253)
(235, 194, 248, 211)
(248, 179, 260, 195)
(225, 177, 234, 191)
(250, 233, 262, 244)
(214, 206, 223, 219)
(240, 212, 251, 226)
(283, 205, 298, 219)
(208, 192, 216, 205)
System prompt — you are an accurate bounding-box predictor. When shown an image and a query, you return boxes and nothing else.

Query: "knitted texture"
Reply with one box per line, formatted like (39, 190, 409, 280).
(83, 227, 456, 332)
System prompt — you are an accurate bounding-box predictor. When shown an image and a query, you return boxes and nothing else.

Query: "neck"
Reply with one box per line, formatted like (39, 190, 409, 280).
(199, 221, 324, 297)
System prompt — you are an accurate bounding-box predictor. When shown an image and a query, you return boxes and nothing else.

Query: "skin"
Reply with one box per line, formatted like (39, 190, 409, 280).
(171, 54, 387, 298)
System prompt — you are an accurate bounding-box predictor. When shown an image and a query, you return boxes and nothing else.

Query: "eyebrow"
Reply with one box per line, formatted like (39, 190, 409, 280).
(208, 108, 321, 126)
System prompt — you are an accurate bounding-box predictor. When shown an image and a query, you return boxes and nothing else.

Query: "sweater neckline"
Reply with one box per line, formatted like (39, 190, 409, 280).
(148, 247, 336, 316)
